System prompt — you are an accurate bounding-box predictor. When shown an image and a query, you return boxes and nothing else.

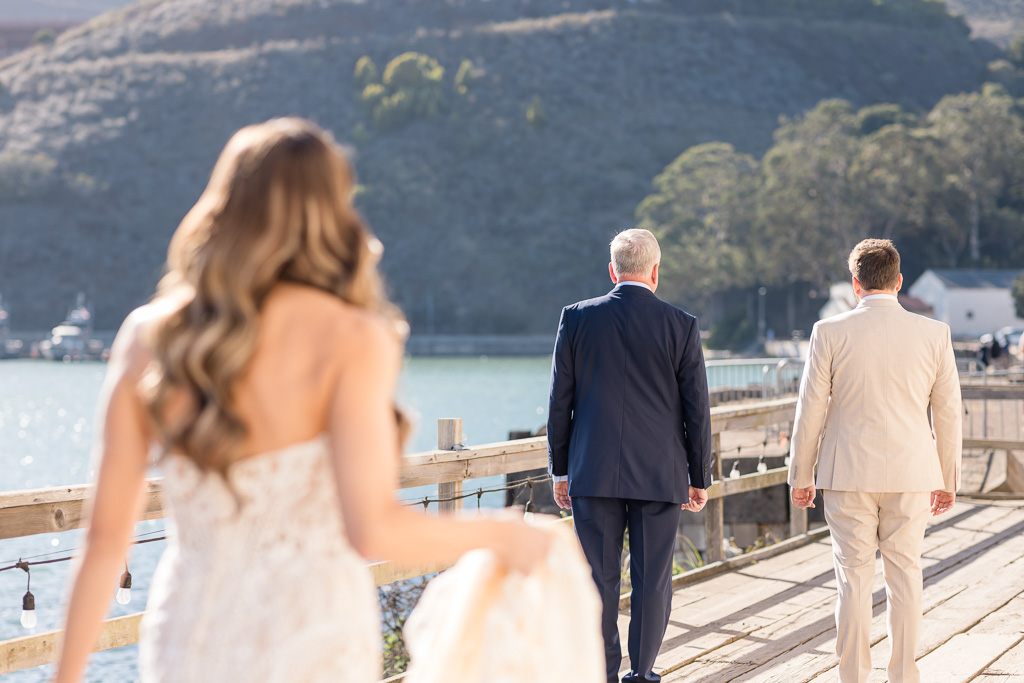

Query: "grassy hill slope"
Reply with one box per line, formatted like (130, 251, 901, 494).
(0, 0, 999, 333)
(946, 0, 1024, 45)
(0, 0, 136, 21)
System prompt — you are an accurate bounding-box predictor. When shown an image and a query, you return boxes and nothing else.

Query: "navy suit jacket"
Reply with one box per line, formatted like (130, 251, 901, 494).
(546, 283, 712, 504)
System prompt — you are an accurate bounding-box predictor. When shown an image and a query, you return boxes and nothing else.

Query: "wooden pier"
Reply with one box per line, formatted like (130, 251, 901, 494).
(0, 383, 1022, 680)
(634, 498, 1024, 682)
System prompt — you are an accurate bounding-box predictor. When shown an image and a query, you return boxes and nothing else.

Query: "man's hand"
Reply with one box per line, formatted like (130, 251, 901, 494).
(791, 485, 816, 509)
(553, 481, 571, 510)
(930, 490, 955, 516)
(682, 487, 708, 512)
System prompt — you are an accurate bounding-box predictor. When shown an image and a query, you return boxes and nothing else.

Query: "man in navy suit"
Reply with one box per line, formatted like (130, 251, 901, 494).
(547, 228, 712, 683)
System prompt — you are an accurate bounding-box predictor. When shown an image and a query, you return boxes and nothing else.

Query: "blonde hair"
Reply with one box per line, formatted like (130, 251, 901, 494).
(143, 117, 403, 477)
(610, 228, 661, 278)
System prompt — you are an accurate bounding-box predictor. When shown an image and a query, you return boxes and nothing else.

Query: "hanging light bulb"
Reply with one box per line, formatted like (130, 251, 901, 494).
(21, 590, 36, 629)
(117, 564, 133, 605)
(523, 481, 535, 522)
(729, 461, 741, 479)
(523, 502, 535, 523)
(757, 455, 768, 474)
(784, 454, 791, 467)
(16, 560, 36, 629)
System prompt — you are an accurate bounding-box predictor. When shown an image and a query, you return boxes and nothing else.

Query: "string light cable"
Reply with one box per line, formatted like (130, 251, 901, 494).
(400, 473, 553, 510)
(0, 530, 166, 629)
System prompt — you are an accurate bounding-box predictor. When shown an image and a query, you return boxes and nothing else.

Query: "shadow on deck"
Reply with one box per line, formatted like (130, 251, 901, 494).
(628, 499, 1024, 682)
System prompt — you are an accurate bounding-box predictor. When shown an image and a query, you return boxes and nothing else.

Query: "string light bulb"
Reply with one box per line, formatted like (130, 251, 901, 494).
(729, 461, 741, 479)
(757, 455, 767, 474)
(523, 480, 535, 522)
(21, 590, 36, 629)
(16, 561, 35, 629)
(117, 562, 132, 605)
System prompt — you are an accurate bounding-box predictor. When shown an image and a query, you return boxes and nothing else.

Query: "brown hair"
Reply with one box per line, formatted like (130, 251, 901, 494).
(848, 238, 900, 291)
(143, 117, 404, 477)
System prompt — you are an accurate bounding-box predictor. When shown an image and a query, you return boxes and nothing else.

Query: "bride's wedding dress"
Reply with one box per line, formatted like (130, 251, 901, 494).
(138, 435, 379, 683)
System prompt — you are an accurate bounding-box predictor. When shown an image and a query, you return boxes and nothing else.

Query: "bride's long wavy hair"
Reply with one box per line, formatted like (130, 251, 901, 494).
(143, 117, 406, 477)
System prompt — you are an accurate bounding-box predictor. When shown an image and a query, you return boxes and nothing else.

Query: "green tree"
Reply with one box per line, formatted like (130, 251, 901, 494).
(353, 56, 379, 88)
(855, 103, 917, 136)
(755, 99, 861, 287)
(354, 53, 446, 131)
(636, 142, 758, 306)
(32, 28, 56, 45)
(1008, 29, 1024, 68)
(637, 86, 1024, 315)
(383, 52, 445, 117)
(925, 84, 1024, 266)
(847, 122, 938, 243)
(454, 59, 475, 95)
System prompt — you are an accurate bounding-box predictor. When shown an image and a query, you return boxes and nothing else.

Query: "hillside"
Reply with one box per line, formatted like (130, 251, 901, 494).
(0, 0, 136, 21)
(946, 0, 1024, 45)
(0, 0, 1002, 334)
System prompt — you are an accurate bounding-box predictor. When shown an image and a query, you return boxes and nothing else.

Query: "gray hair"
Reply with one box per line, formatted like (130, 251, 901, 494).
(610, 228, 661, 278)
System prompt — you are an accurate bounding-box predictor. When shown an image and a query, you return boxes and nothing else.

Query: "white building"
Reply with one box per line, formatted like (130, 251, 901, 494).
(818, 282, 857, 320)
(818, 281, 934, 321)
(908, 269, 1024, 339)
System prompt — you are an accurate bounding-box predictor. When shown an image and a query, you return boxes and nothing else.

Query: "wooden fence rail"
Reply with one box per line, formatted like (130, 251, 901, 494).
(2, 388, 1022, 675)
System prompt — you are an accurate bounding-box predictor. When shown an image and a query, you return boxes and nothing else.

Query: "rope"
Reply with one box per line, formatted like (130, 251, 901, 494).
(0, 534, 167, 573)
(400, 473, 552, 508)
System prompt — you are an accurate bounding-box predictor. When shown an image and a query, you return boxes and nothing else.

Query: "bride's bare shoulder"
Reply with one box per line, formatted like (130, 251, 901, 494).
(104, 301, 174, 376)
(265, 284, 404, 353)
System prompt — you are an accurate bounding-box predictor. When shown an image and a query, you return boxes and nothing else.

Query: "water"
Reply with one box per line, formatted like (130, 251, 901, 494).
(0, 354, 780, 681)
(0, 356, 552, 682)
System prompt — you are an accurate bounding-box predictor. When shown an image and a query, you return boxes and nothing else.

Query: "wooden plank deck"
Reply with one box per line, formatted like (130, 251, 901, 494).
(623, 499, 1024, 682)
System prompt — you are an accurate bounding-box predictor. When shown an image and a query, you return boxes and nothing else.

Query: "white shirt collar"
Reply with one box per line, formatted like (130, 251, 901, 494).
(860, 293, 898, 302)
(615, 280, 653, 292)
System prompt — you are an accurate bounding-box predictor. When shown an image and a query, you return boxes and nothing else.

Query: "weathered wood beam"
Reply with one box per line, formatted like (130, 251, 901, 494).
(962, 439, 1024, 451)
(706, 467, 789, 500)
(960, 386, 1024, 400)
(0, 613, 143, 675)
(705, 433, 725, 564)
(0, 482, 163, 541)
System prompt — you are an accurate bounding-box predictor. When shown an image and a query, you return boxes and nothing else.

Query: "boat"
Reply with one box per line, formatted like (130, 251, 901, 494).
(0, 293, 21, 358)
(37, 293, 106, 361)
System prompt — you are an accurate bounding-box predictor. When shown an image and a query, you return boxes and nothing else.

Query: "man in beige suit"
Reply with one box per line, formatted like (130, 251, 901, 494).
(789, 239, 962, 683)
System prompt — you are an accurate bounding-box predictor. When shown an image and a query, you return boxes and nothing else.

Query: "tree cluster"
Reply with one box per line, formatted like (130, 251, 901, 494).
(355, 53, 477, 132)
(356, 53, 446, 131)
(637, 85, 1024, 315)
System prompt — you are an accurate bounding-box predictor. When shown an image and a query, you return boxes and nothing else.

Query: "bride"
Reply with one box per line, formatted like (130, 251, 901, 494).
(54, 118, 550, 682)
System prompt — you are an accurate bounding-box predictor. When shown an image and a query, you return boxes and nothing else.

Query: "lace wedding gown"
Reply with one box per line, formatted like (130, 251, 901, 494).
(403, 520, 604, 683)
(138, 435, 379, 683)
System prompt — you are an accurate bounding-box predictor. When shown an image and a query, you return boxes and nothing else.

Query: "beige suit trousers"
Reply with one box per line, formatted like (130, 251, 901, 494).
(823, 490, 931, 683)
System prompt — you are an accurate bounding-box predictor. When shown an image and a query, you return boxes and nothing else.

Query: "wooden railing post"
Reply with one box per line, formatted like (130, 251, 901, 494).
(437, 418, 463, 515)
(705, 433, 725, 563)
(788, 498, 808, 538)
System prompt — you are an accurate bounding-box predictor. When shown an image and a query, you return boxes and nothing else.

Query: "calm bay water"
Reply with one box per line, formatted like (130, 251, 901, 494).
(0, 354, 773, 681)
(0, 356, 553, 682)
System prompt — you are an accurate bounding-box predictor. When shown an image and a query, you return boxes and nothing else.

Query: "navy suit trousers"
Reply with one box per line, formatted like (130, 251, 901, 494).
(572, 496, 681, 683)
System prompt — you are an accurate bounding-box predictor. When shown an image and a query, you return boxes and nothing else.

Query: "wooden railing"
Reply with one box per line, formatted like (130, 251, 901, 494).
(3, 387, 1023, 675)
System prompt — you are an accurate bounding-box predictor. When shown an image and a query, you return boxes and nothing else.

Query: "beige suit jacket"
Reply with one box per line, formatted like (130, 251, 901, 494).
(788, 297, 962, 493)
